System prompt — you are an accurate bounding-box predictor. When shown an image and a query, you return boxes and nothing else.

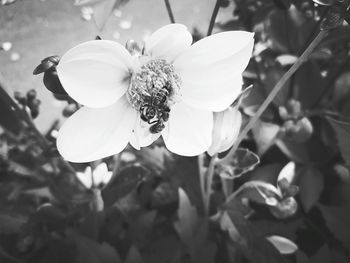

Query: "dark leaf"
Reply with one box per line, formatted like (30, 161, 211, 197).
(220, 204, 288, 263)
(67, 230, 122, 263)
(102, 164, 146, 207)
(318, 204, 350, 251)
(298, 166, 324, 212)
(327, 117, 350, 166)
(217, 148, 260, 179)
(174, 188, 199, 250)
(125, 245, 143, 263)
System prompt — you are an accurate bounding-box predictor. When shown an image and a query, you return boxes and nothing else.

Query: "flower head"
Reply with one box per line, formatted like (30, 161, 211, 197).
(56, 24, 254, 162)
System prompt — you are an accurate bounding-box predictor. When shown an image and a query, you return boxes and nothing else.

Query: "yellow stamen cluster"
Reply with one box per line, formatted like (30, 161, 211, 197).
(126, 59, 181, 110)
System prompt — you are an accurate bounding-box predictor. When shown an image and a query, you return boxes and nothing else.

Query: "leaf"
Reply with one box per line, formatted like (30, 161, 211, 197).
(0, 212, 27, 234)
(263, 67, 290, 106)
(219, 211, 246, 246)
(275, 138, 310, 163)
(23, 187, 56, 202)
(318, 204, 350, 251)
(327, 117, 350, 166)
(313, 0, 335, 5)
(266, 235, 298, 254)
(227, 180, 281, 206)
(218, 148, 260, 179)
(265, 7, 316, 54)
(174, 188, 199, 250)
(67, 231, 122, 263)
(275, 54, 298, 66)
(125, 245, 144, 263)
(298, 166, 324, 212)
(101, 164, 145, 207)
(222, 208, 288, 263)
(252, 121, 280, 155)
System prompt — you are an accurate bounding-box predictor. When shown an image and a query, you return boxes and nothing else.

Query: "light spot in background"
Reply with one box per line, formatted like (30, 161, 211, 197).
(113, 9, 122, 17)
(112, 31, 120, 40)
(10, 52, 20, 62)
(81, 6, 93, 21)
(1, 41, 12, 51)
(119, 19, 132, 30)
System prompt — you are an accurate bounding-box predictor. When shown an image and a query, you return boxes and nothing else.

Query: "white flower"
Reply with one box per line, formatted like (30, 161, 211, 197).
(207, 106, 242, 156)
(56, 24, 254, 162)
(76, 163, 112, 188)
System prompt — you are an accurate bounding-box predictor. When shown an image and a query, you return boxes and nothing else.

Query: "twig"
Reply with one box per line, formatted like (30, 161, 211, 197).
(164, 0, 175, 24)
(221, 30, 328, 163)
(207, 0, 221, 36)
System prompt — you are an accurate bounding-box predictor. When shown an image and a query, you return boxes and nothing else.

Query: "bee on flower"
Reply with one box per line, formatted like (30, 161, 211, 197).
(56, 24, 254, 162)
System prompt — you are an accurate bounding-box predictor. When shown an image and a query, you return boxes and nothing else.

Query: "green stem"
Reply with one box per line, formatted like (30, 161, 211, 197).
(221, 30, 328, 164)
(198, 154, 206, 209)
(164, 0, 175, 23)
(204, 153, 218, 215)
(207, 0, 221, 36)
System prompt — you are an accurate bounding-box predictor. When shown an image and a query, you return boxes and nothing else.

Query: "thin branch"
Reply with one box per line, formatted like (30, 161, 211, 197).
(221, 30, 328, 163)
(164, 0, 175, 24)
(207, 0, 221, 36)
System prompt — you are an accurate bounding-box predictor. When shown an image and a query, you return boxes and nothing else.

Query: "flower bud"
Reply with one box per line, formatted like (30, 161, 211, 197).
(62, 103, 79, 117)
(125, 39, 142, 56)
(333, 164, 350, 183)
(43, 67, 67, 95)
(30, 106, 39, 119)
(14, 91, 27, 105)
(207, 106, 242, 156)
(278, 106, 289, 121)
(286, 99, 301, 118)
(26, 89, 37, 101)
(33, 55, 60, 75)
(269, 197, 298, 219)
(282, 117, 313, 142)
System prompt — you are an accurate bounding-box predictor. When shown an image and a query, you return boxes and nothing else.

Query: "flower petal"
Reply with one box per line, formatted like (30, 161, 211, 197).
(76, 167, 93, 189)
(266, 236, 298, 254)
(93, 163, 112, 186)
(57, 40, 134, 108)
(162, 102, 213, 156)
(207, 106, 242, 156)
(180, 72, 244, 112)
(129, 117, 161, 150)
(174, 31, 254, 111)
(277, 161, 296, 184)
(144, 24, 193, 62)
(57, 97, 136, 163)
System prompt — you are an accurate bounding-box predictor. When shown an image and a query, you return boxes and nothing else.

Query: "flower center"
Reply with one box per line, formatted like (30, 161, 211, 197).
(126, 59, 181, 134)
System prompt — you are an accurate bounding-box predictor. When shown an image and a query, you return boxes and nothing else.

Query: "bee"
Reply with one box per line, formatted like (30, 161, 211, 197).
(150, 120, 165, 134)
(138, 86, 172, 134)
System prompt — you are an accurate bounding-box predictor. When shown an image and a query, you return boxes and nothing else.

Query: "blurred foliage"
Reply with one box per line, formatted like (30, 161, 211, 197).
(1, 0, 350, 262)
